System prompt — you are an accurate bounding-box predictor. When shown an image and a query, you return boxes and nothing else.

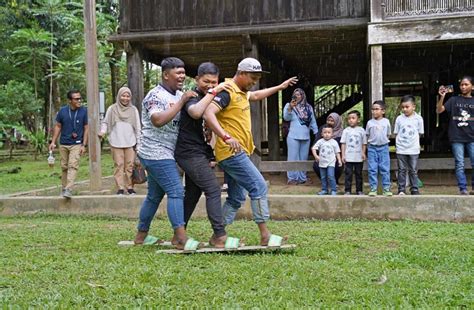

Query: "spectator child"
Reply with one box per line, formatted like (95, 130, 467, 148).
(394, 95, 424, 195)
(311, 125, 342, 195)
(341, 110, 367, 195)
(366, 101, 392, 196)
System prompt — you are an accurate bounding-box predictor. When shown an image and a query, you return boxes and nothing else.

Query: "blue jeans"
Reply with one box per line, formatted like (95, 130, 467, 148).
(137, 158, 185, 231)
(451, 142, 474, 191)
(286, 137, 310, 183)
(320, 166, 336, 193)
(367, 144, 391, 191)
(218, 152, 270, 225)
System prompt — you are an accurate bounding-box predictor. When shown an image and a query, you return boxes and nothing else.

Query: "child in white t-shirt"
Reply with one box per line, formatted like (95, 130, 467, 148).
(394, 95, 424, 195)
(341, 110, 367, 195)
(312, 125, 342, 195)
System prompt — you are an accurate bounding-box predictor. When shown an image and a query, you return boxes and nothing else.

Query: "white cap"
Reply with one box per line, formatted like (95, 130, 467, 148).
(237, 57, 269, 73)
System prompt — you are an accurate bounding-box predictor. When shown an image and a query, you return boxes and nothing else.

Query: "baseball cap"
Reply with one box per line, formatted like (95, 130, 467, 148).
(237, 57, 270, 73)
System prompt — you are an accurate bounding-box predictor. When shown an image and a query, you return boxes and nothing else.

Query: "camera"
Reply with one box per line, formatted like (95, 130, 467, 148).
(445, 85, 454, 93)
(72, 132, 78, 139)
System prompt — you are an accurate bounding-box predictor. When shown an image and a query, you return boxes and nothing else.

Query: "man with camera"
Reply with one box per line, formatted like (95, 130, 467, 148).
(49, 89, 89, 198)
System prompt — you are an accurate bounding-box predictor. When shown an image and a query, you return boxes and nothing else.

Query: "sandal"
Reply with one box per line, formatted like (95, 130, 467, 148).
(267, 235, 285, 247)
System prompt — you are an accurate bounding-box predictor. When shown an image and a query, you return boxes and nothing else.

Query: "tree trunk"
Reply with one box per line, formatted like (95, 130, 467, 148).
(109, 41, 123, 98)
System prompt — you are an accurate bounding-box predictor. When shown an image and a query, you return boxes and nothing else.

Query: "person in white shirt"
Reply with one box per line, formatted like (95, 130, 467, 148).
(394, 95, 424, 195)
(99, 87, 141, 195)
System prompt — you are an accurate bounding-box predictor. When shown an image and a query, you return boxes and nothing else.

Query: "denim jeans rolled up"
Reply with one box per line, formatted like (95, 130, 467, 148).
(286, 137, 310, 183)
(320, 166, 336, 193)
(176, 155, 226, 237)
(367, 144, 391, 191)
(137, 157, 185, 231)
(397, 154, 419, 193)
(218, 152, 270, 225)
(451, 142, 474, 191)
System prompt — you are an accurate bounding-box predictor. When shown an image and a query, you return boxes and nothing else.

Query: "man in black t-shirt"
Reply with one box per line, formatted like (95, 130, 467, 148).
(436, 76, 474, 195)
(175, 62, 234, 247)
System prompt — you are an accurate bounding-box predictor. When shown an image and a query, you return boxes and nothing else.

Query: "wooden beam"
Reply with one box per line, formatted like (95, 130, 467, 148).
(368, 16, 474, 45)
(83, 0, 101, 191)
(126, 44, 144, 115)
(370, 45, 383, 103)
(266, 61, 280, 161)
(108, 18, 369, 42)
(370, 0, 383, 22)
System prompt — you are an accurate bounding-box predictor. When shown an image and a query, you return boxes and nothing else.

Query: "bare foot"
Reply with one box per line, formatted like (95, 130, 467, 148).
(134, 231, 147, 245)
(209, 234, 227, 248)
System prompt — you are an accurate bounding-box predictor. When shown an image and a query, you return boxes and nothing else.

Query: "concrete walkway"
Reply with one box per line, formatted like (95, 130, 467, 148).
(0, 195, 472, 223)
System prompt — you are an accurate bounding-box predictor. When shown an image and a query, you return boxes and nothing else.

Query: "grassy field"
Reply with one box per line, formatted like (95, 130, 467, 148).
(0, 151, 114, 195)
(0, 215, 472, 308)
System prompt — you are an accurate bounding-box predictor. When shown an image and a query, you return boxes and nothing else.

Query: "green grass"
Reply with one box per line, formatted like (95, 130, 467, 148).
(0, 152, 114, 195)
(0, 215, 472, 307)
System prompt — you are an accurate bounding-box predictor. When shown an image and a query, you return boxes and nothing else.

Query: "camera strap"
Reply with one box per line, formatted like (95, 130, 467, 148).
(69, 108, 78, 131)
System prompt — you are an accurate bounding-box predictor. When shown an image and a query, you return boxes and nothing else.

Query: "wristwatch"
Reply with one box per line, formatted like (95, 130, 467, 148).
(207, 88, 217, 96)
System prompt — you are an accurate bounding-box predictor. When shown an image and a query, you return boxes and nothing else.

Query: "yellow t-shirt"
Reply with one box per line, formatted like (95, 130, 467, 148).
(212, 78, 255, 162)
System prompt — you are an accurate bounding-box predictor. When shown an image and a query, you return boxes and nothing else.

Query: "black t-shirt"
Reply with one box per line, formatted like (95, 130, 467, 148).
(175, 89, 214, 160)
(444, 96, 474, 143)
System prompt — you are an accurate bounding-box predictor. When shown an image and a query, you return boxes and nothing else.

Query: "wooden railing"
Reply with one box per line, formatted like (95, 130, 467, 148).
(383, 0, 474, 18)
(314, 84, 360, 118)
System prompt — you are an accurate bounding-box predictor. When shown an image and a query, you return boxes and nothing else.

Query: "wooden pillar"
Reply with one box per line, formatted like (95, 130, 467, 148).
(242, 34, 262, 168)
(267, 62, 280, 161)
(83, 0, 101, 191)
(126, 43, 144, 116)
(370, 45, 384, 104)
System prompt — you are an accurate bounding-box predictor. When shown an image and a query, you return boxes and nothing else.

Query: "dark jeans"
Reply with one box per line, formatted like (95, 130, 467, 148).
(313, 161, 343, 184)
(344, 162, 363, 193)
(176, 155, 226, 238)
(397, 154, 419, 193)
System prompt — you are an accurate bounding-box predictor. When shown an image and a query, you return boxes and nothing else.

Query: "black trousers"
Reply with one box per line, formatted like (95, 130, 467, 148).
(176, 155, 226, 237)
(344, 162, 363, 193)
(397, 154, 419, 193)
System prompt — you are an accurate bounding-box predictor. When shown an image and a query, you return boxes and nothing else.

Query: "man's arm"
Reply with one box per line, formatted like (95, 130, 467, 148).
(187, 84, 232, 120)
(49, 123, 61, 151)
(436, 86, 448, 114)
(340, 143, 346, 163)
(151, 90, 197, 127)
(203, 104, 241, 153)
(81, 124, 89, 155)
(248, 77, 298, 101)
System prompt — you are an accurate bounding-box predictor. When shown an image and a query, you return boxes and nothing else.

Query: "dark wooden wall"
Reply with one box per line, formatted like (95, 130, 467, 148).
(120, 0, 368, 33)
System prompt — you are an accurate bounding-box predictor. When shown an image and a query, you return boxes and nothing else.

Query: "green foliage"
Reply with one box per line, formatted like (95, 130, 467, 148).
(0, 216, 472, 307)
(0, 80, 42, 130)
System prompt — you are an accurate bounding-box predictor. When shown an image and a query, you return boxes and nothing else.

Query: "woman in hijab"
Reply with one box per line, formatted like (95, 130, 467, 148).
(313, 112, 344, 184)
(283, 88, 318, 185)
(99, 87, 141, 195)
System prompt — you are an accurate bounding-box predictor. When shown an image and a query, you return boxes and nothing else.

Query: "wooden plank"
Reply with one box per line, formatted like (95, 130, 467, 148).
(368, 16, 474, 45)
(258, 158, 471, 172)
(126, 46, 144, 115)
(156, 244, 297, 255)
(83, 0, 102, 191)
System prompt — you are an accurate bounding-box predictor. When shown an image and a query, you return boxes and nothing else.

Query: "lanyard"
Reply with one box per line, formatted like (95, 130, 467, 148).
(69, 108, 78, 130)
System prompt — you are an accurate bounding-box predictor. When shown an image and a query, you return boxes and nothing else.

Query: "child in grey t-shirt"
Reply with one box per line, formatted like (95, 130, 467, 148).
(365, 100, 392, 196)
(311, 126, 342, 195)
(394, 95, 424, 195)
(341, 110, 367, 195)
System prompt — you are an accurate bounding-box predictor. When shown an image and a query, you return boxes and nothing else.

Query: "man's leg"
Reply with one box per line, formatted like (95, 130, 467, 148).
(59, 145, 69, 191)
(182, 173, 202, 227)
(451, 143, 467, 192)
(397, 154, 408, 193)
(111, 147, 125, 190)
(66, 145, 81, 190)
(124, 147, 135, 190)
(221, 171, 246, 225)
(466, 142, 474, 191)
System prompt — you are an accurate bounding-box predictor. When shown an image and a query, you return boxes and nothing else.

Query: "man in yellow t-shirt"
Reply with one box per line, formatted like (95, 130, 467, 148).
(204, 57, 297, 246)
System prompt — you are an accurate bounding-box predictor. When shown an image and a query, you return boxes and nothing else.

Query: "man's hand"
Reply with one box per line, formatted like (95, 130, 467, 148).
(225, 137, 242, 154)
(362, 153, 367, 161)
(182, 90, 198, 102)
(338, 160, 343, 167)
(279, 76, 299, 90)
(214, 82, 233, 94)
(98, 132, 105, 140)
(48, 143, 56, 152)
(80, 145, 86, 156)
(314, 156, 320, 162)
(438, 85, 448, 97)
(341, 156, 346, 164)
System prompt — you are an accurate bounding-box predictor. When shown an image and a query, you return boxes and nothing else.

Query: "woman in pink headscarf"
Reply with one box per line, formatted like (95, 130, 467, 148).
(99, 87, 141, 195)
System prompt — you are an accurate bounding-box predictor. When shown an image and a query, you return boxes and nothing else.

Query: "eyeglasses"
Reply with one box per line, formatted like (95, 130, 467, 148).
(72, 97, 82, 101)
(371, 108, 382, 110)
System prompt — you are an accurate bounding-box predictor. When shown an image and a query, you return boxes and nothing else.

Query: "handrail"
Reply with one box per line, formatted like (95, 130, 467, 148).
(314, 84, 360, 118)
(383, 0, 474, 19)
